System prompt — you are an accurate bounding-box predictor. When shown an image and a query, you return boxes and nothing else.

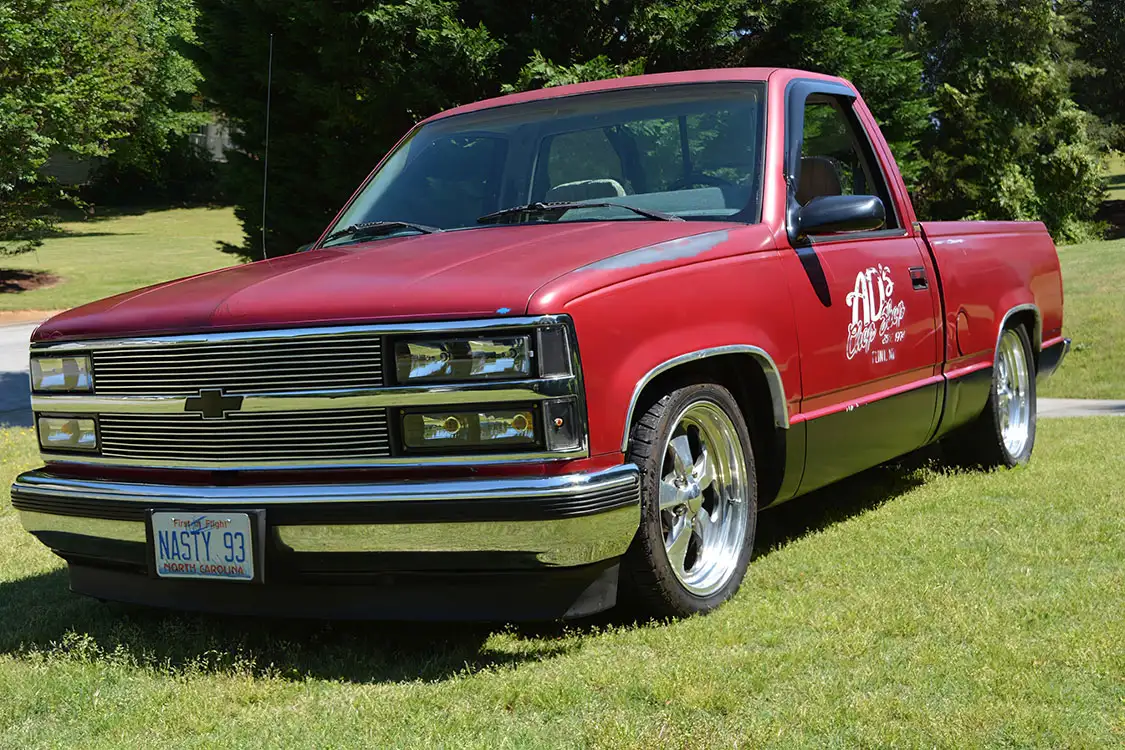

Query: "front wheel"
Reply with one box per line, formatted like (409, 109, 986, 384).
(944, 325, 1037, 468)
(620, 383, 757, 618)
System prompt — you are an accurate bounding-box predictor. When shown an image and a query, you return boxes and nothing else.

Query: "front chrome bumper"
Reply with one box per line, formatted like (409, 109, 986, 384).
(11, 464, 641, 569)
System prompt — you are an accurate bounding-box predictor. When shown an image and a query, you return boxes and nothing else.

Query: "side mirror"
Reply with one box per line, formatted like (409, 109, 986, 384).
(797, 195, 885, 238)
(297, 242, 315, 253)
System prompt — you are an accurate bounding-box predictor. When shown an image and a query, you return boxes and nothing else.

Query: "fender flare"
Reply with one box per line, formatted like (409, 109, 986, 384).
(996, 303, 1042, 359)
(620, 345, 789, 452)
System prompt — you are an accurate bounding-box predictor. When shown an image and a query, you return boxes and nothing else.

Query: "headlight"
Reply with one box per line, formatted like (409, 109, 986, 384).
(395, 336, 531, 383)
(402, 408, 538, 451)
(38, 416, 98, 452)
(30, 355, 93, 392)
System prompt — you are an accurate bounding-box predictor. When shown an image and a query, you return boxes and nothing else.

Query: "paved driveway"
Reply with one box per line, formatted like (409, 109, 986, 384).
(1038, 398, 1125, 418)
(0, 322, 36, 428)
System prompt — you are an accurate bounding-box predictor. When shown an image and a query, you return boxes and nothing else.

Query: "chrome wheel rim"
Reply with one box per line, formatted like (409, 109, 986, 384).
(996, 329, 1032, 457)
(658, 400, 749, 597)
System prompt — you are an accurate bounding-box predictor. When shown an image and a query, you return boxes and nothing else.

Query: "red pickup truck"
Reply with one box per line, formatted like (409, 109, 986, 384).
(13, 68, 1068, 620)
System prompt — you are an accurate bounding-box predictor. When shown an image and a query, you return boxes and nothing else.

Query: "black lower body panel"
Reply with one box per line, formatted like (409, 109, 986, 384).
(1037, 338, 1071, 382)
(67, 560, 621, 621)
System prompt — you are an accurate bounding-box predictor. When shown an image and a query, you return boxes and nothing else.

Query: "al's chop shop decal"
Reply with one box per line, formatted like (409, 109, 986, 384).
(846, 264, 906, 364)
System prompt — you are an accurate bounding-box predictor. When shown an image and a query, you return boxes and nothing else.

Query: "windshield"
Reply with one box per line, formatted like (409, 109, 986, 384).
(323, 82, 767, 244)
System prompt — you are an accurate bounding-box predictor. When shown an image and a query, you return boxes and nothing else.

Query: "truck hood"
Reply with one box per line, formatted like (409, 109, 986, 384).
(33, 221, 736, 341)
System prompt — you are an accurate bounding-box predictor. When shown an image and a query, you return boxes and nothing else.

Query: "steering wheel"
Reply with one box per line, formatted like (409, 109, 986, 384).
(667, 172, 735, 191)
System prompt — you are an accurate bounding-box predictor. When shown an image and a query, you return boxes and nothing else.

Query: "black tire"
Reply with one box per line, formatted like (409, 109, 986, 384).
(620, 382, 757, 618)
(943, 324, 1037, 469)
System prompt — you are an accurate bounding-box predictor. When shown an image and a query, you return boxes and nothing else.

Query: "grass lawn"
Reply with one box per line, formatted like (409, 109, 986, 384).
(1041, 236, 1125, 398)
(1, 419, 1122, 748)
(0, 207, 242, 313)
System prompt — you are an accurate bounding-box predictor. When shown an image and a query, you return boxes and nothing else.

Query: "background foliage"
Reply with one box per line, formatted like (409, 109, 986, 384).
(0, 0, 206, 254)
(905, 0, 1106, 243)
(195, 0, 937, 259)
(2, 0, 1118, 258)
(1, 0, 144, 253)
(191, 0, 502, 258)
(1071, 0, 1124, 151)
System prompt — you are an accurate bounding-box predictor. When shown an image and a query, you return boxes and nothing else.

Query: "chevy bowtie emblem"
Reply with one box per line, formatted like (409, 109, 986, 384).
(184, 388, 244, 420)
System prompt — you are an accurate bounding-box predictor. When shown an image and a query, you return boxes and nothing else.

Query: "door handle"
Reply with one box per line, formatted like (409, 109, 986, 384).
(909, 266, 928, 290)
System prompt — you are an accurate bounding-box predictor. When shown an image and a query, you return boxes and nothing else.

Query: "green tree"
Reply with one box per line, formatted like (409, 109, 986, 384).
(194, 0, 1105, 258)
(501, 52, 645, 92)
(735, 0, 932, 185)
(86, 0, 216, 207)
(906, 0, 1106, 241)
(0, 0, 208, 254)
(1070, 0, 1125, 149)
(195, 1, 933, 258)
(0, 0, 146, 253)
(104, 0, 211, 174)
(192, 0, 502, 261)
(474, 1, 931, 183)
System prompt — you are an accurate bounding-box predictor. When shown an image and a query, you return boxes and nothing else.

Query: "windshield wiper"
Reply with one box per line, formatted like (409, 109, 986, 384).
(321, 220, 442, 247)
(477, 202, 683, 225)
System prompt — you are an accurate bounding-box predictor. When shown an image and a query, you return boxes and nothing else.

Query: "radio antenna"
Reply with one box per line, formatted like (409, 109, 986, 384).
(261, 33, 274, 260)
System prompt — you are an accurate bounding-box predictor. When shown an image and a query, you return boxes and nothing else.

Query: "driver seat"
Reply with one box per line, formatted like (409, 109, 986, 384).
(796, 156, 843, 205)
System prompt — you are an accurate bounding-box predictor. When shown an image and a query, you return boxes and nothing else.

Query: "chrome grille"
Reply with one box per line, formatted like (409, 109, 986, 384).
(97, 409, 390, 463)
(91, 333, 384, 395)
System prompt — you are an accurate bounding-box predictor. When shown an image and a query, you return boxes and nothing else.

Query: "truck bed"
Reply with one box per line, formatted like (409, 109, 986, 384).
(919, 220, 1065, 371)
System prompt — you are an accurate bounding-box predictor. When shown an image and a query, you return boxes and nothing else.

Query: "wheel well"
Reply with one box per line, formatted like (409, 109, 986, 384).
(627, 354, 786, 505)
(1004, 309, 1041, 372)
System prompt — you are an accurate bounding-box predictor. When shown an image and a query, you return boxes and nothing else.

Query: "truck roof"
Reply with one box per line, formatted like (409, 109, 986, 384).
(422, 68, 853, 124)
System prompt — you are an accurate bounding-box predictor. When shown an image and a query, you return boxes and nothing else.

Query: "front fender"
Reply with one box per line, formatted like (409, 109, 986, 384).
(550, 250, 801, 456)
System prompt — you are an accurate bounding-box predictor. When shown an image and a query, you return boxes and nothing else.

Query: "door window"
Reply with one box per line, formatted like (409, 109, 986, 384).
(798, 97, 898, 229)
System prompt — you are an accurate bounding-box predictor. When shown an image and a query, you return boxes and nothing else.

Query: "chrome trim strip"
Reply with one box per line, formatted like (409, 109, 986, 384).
(18, 511, 147, 543)
(29, 315, 569, 354)
(275, 505, 639, 566)
(12, 464, 639, 504)
(38, 450, 584, 470)
(15, 506, 637, 567)
(620, 345, 789, 452)
(32, 377, 578, 415)
(996, 304, 1042, 356)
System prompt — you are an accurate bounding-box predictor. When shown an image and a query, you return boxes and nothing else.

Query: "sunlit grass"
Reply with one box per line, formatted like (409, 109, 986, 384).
(0, 207, 242, 313)
(2, 419, 1123, 747)
(1042, 237, 1125, 398)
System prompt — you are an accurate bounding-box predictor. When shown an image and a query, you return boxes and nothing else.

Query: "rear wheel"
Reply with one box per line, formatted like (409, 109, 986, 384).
(621, 383, 757, 617)
(944, 325, 1037, 468)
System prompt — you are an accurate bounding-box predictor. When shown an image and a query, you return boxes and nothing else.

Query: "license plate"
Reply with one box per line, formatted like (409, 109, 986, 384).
(152, 511, 255, 581)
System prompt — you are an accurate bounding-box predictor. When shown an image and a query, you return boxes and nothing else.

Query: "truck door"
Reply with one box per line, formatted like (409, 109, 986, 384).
(780, 85, 942, 493)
